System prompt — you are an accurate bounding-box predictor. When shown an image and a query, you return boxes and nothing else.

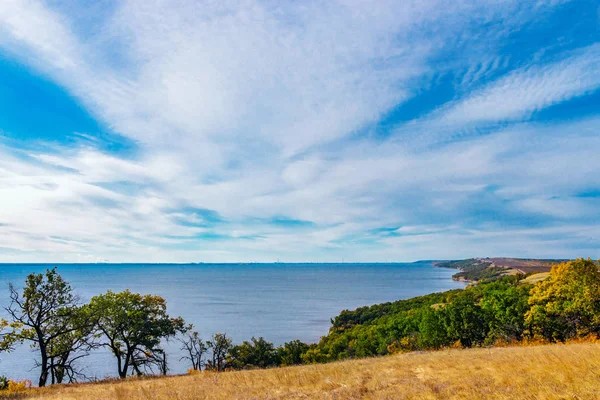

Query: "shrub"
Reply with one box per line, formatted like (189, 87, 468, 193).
(0, 379, 32, 393)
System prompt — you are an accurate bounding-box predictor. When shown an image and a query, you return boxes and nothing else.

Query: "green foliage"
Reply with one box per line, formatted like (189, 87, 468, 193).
(330, 290, 458, 331)
(481, 283, 530, 343)
(307, 262, 600, 363)
(277, 340, 309, 366)
(46, 305, 95, 384)
(301, 344, 330, 364)
(525, 258, 600, 341)
(418, 309, 447, 348)
(307, 277, 533, 361)
(206, 333, 232, 371)
(4, 259, 600, 383)
(6, 268, 83, 387)
(89, 290, 185, 378)
(436, 259, 506, 282)
(440, 291, 487, 347)
(228, 337, 279, 370)
(0, 318, 22, 353)
(457, 266, 506, 282)
(0, 376, 8, 390)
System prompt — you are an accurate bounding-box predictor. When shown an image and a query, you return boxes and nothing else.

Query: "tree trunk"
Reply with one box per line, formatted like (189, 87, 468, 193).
(50, 358, 55, 385)
(119, 352, 131, 379)
(39, 351, 49, 387)
(116, 353, 127, 379)
(55, 363, 65, 384)
(118, 362, 128, 379)
(36, 329, 50, 387)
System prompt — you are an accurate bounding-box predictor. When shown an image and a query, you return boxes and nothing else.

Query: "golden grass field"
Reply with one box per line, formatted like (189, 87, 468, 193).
(6, 343, 600, 400)
(521, 272, 551, 284)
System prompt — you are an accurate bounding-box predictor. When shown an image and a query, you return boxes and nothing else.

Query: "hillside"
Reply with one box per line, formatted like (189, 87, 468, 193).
(434, 257, 563, 282)
(6, 343, 600, 400)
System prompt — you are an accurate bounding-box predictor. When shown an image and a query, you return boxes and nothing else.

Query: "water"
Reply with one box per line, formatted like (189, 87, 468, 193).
(0, 262, 464, 382)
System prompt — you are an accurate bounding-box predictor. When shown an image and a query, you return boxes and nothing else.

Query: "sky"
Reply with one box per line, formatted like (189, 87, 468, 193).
(0, 0, 598, 263)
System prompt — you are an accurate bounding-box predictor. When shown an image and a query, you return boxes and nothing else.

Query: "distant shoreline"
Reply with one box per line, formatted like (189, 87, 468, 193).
(0, 261, 438, 266)
(434, 257, 564, 282)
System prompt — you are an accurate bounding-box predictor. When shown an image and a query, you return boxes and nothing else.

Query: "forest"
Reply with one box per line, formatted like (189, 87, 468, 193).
(0, 258, 599, 390)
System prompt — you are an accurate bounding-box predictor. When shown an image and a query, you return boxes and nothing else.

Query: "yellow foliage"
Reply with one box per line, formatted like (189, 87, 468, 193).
(3, 379, 32, 393)
(525, 258, 600, 340)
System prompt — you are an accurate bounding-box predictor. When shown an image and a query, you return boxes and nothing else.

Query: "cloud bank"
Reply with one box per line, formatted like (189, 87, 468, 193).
(0, 0, 598, 262)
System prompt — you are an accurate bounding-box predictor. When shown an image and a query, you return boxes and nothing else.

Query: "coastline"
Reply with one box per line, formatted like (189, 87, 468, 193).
(432, 257, 560, 283)
(0, 262, 463, 382)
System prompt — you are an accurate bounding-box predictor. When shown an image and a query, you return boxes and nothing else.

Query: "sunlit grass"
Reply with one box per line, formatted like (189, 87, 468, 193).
(6, 342, 600, 399)
(521, 272, 551, 284)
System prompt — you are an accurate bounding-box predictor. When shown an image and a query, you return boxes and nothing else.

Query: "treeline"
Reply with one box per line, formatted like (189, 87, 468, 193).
(1, 259, 599, 388)
(435, 258, 506, 281)
(302, 258, 600, 362)
(0, 268, 311, 387)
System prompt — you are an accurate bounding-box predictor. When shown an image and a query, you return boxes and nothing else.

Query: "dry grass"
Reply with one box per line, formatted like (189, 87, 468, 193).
(7, 343, 600, 400)
(521, 272, 551, 284)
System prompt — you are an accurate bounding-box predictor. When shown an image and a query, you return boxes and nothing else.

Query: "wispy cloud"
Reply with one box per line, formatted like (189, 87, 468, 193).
(0, 0, 597, 262)
(439, 44, 600, 125)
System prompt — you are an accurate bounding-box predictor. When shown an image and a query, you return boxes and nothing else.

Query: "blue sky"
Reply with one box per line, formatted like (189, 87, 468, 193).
(0, 0, 598, 262)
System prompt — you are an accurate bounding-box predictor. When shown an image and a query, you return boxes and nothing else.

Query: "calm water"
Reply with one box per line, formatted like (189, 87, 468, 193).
(0, 262, 464, 381)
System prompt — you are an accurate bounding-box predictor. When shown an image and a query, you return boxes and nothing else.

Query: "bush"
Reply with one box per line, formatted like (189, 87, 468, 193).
(227, 337, 279, 369)
(0, 378, 32, 393)
(8, 379, 32, 391)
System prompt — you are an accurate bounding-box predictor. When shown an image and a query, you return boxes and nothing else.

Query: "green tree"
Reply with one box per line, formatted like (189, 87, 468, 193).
(525, 258, 600, 341)
(440, 291, 487, 347)
(227, 337, 279, 369)
(481, 283, 529, 344)
(88, 290, 185, 378)
(206, 333, 232, 371)
(301, 343, 330, 364)
(277, 340, 309, 366)
(418, 308, 449, 349)
(46, 305, 95, 384)
(5, 268, 83, 387)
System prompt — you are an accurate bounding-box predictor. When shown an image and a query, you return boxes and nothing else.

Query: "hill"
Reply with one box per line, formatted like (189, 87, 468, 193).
(6, 342, 600, 399)
(434, 257, 563, 282)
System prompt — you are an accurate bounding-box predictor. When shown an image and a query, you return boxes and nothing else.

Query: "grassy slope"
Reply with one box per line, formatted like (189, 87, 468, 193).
(10, 343, 600, 400)
(435, 258, 560, 282)
(521, 272, 551, 284)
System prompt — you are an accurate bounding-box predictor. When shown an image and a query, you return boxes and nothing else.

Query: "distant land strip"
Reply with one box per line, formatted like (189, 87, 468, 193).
(433, 257, 567, 282)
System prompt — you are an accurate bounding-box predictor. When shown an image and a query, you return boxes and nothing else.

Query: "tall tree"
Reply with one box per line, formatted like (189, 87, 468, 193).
(481, 283, 529, 344)
(206, 333, 232, 372)
(526, 258, 600, 341)
(277, 340, 309, 366)
(5, 268, 82, 387)
(46, 306, 95, 384)
(179, 325, 207, 371)
(440, 291, 488, 347)
(228, 337, 279, 370)
(88, 290, 185, 378)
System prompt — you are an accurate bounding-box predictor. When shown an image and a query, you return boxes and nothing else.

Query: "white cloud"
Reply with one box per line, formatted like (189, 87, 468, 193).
(440, 44, 600, 125)
(0, 0, 597, 261)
